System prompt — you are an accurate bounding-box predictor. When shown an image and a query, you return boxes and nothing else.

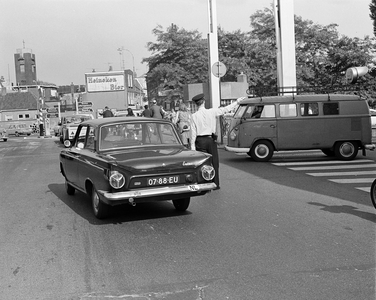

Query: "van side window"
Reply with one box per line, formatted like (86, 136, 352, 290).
(300, 103, 319, 116)
(323, 102, 339, 115)
(280, 104, 297, 117)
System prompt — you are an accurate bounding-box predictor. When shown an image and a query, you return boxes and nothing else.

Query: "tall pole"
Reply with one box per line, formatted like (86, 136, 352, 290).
(125, 49, 135, 75)
(207, 0, 220, 109)
(274, 0, 297, 95)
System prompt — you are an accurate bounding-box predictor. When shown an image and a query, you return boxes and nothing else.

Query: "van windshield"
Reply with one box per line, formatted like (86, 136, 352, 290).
(235, 104, 276, 119)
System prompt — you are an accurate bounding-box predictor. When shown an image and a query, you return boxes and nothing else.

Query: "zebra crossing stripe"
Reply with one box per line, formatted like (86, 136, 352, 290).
(329, 178, 374, 184)
(307, 171, 376, 176)
(288, 164, 376, 171)
(272, 159, 373, 166)
(272, 159, 376, 193)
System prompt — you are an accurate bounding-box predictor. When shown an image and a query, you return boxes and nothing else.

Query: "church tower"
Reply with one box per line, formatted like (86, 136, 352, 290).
(14, 43, 37, 85)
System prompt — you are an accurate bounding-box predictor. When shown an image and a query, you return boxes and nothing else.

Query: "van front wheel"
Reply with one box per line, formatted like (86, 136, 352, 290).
(249, 140, 274, 162)
(334, 141, 358, 160)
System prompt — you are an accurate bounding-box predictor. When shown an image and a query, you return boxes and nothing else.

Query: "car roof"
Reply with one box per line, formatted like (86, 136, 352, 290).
(241, 94, 362, 104)
(80, 116, 168, 127)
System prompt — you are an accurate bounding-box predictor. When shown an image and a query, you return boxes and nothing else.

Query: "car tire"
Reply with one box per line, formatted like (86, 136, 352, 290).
(248, 140, 274, 162)
(321, 148, 335, 157)
(172, 197, 190, 211)
(92, 186, 109, 219)
(370, 179, 376, 209)
(334, 141, 358, 160)
(65, 179, 75, 195)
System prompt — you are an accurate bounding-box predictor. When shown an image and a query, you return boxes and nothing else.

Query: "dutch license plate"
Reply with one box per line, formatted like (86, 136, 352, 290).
(147, 175, 180, 186)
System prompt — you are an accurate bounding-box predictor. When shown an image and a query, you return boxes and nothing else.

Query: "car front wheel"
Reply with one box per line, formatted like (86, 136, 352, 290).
(248, 140, 274, 162)
(172, 197, 190, 211)
(65, 179, 75, 195)
(92, 186, 109, 219)
(334, 141, 358, 160)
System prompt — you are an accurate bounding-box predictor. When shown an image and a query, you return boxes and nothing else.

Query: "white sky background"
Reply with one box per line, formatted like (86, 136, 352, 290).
(0, 0, 374, 86)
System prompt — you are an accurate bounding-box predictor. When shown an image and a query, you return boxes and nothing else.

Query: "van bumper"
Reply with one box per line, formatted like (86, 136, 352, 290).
(224, 145, 250, 153)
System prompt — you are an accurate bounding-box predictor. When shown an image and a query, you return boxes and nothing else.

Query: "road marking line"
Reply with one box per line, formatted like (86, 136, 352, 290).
(307, 171, 376, 176)
(328, 178, 374, 184)
(272, 159, 373, 166)
(288, 164, 376, 171)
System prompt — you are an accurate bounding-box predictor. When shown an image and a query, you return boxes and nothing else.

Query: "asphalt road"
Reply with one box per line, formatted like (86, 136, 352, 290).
(0, 136, 375, 300)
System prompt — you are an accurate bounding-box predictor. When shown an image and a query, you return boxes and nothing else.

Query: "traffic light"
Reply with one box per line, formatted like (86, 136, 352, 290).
(345, 66, 368, 84)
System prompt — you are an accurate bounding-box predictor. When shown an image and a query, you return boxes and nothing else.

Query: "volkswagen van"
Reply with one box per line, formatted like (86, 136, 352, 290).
(6, 122, 33, 137)
(225, 94, 375, 161)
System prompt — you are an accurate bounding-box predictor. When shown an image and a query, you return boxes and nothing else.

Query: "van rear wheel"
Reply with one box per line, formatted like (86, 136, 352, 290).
(334, 141, 358, 160)
(248, 140, 274, 162)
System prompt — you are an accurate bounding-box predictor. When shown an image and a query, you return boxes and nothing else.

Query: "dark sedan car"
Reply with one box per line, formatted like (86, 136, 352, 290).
(59, 117, 216, 219)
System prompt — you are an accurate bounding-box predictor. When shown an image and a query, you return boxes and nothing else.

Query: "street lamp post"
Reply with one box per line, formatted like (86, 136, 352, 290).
(124, 49, 135, 75)
(117, 47, 125, 70)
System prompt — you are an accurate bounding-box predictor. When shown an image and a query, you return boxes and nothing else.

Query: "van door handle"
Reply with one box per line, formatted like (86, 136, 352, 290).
(270, 125, 276, 128)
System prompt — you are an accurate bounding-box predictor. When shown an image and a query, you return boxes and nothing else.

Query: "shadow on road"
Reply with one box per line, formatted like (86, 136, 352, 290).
(219, 149, 376, 221)
(308, 202, 376, 223)
(48, 183, 191, 225)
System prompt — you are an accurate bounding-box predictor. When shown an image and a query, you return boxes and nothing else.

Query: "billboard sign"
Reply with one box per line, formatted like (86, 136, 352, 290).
(86, 72, 125, 93)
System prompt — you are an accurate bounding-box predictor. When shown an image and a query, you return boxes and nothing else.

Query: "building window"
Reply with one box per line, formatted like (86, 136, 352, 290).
(25, 114, 30, 119)
(20, 65, 25, 73)
(18, 114, 24, 119)
(32, 65, 36, 73)
(5, 115, 13, 121)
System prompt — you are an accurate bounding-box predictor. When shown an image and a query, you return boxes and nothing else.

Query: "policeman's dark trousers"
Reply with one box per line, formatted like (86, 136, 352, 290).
(195, 136, 220, 188)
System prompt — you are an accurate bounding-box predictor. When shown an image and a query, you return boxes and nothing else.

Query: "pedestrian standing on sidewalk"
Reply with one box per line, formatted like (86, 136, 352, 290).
(150, 99, 165, 119)
(141, 105, 152, 117)
(102, 106, 114, 118)
(190, 93, 245, 190)
(173, 102, 192, 148)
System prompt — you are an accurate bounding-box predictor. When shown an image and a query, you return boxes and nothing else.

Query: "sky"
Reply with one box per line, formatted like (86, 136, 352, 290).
(1, 0, 374, 86)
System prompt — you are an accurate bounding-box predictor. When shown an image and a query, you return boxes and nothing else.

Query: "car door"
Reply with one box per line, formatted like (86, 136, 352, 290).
(76, 125, 98, 189)
(238, 104, 277, 148)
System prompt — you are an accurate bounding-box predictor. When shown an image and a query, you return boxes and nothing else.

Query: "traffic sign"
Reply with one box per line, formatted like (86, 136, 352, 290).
(212, 61, 227, 78)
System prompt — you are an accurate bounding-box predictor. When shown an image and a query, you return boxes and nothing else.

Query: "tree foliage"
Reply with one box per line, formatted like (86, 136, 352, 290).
(143, 8, 376, 102)
(371, 0, 376, 37)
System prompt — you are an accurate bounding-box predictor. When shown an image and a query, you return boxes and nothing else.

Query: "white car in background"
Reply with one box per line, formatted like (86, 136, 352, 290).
(59, 114, 94, 143)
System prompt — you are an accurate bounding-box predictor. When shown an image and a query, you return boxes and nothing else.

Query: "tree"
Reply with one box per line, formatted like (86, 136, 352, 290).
(371, 0, 376, 37)
(142, 24, 208, 101)
(143, 8, 376, 102)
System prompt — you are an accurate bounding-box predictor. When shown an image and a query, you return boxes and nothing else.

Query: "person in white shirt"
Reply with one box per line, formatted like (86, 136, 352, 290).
(190, 93, 245, 190)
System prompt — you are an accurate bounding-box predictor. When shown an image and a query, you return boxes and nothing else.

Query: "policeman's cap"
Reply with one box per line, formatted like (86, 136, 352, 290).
(192, 93, 205, 102)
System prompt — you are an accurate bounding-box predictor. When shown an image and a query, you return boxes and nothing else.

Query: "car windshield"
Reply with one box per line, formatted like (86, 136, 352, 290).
(99, 122, 180, 151)
(66, 116, 91, 123)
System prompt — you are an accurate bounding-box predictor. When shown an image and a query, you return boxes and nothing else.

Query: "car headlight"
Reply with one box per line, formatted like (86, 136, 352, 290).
(109, 171, 126, 189)
(229, 128, 238, 141)
(201, 165, 215, 181)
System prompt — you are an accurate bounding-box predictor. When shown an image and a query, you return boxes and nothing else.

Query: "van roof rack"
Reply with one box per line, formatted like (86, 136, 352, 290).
(247, 84, 374, 97)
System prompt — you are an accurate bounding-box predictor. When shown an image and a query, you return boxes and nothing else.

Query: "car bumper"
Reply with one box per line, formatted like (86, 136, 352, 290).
(98, 182, 216, 204)
(225, 145, 249, 153)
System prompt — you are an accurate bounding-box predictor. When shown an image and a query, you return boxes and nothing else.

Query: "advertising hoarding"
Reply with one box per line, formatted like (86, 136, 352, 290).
(85, 72, 125, 93)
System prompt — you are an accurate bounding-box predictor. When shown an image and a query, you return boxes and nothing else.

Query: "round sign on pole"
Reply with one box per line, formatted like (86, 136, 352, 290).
(212, 61, 227, 78)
